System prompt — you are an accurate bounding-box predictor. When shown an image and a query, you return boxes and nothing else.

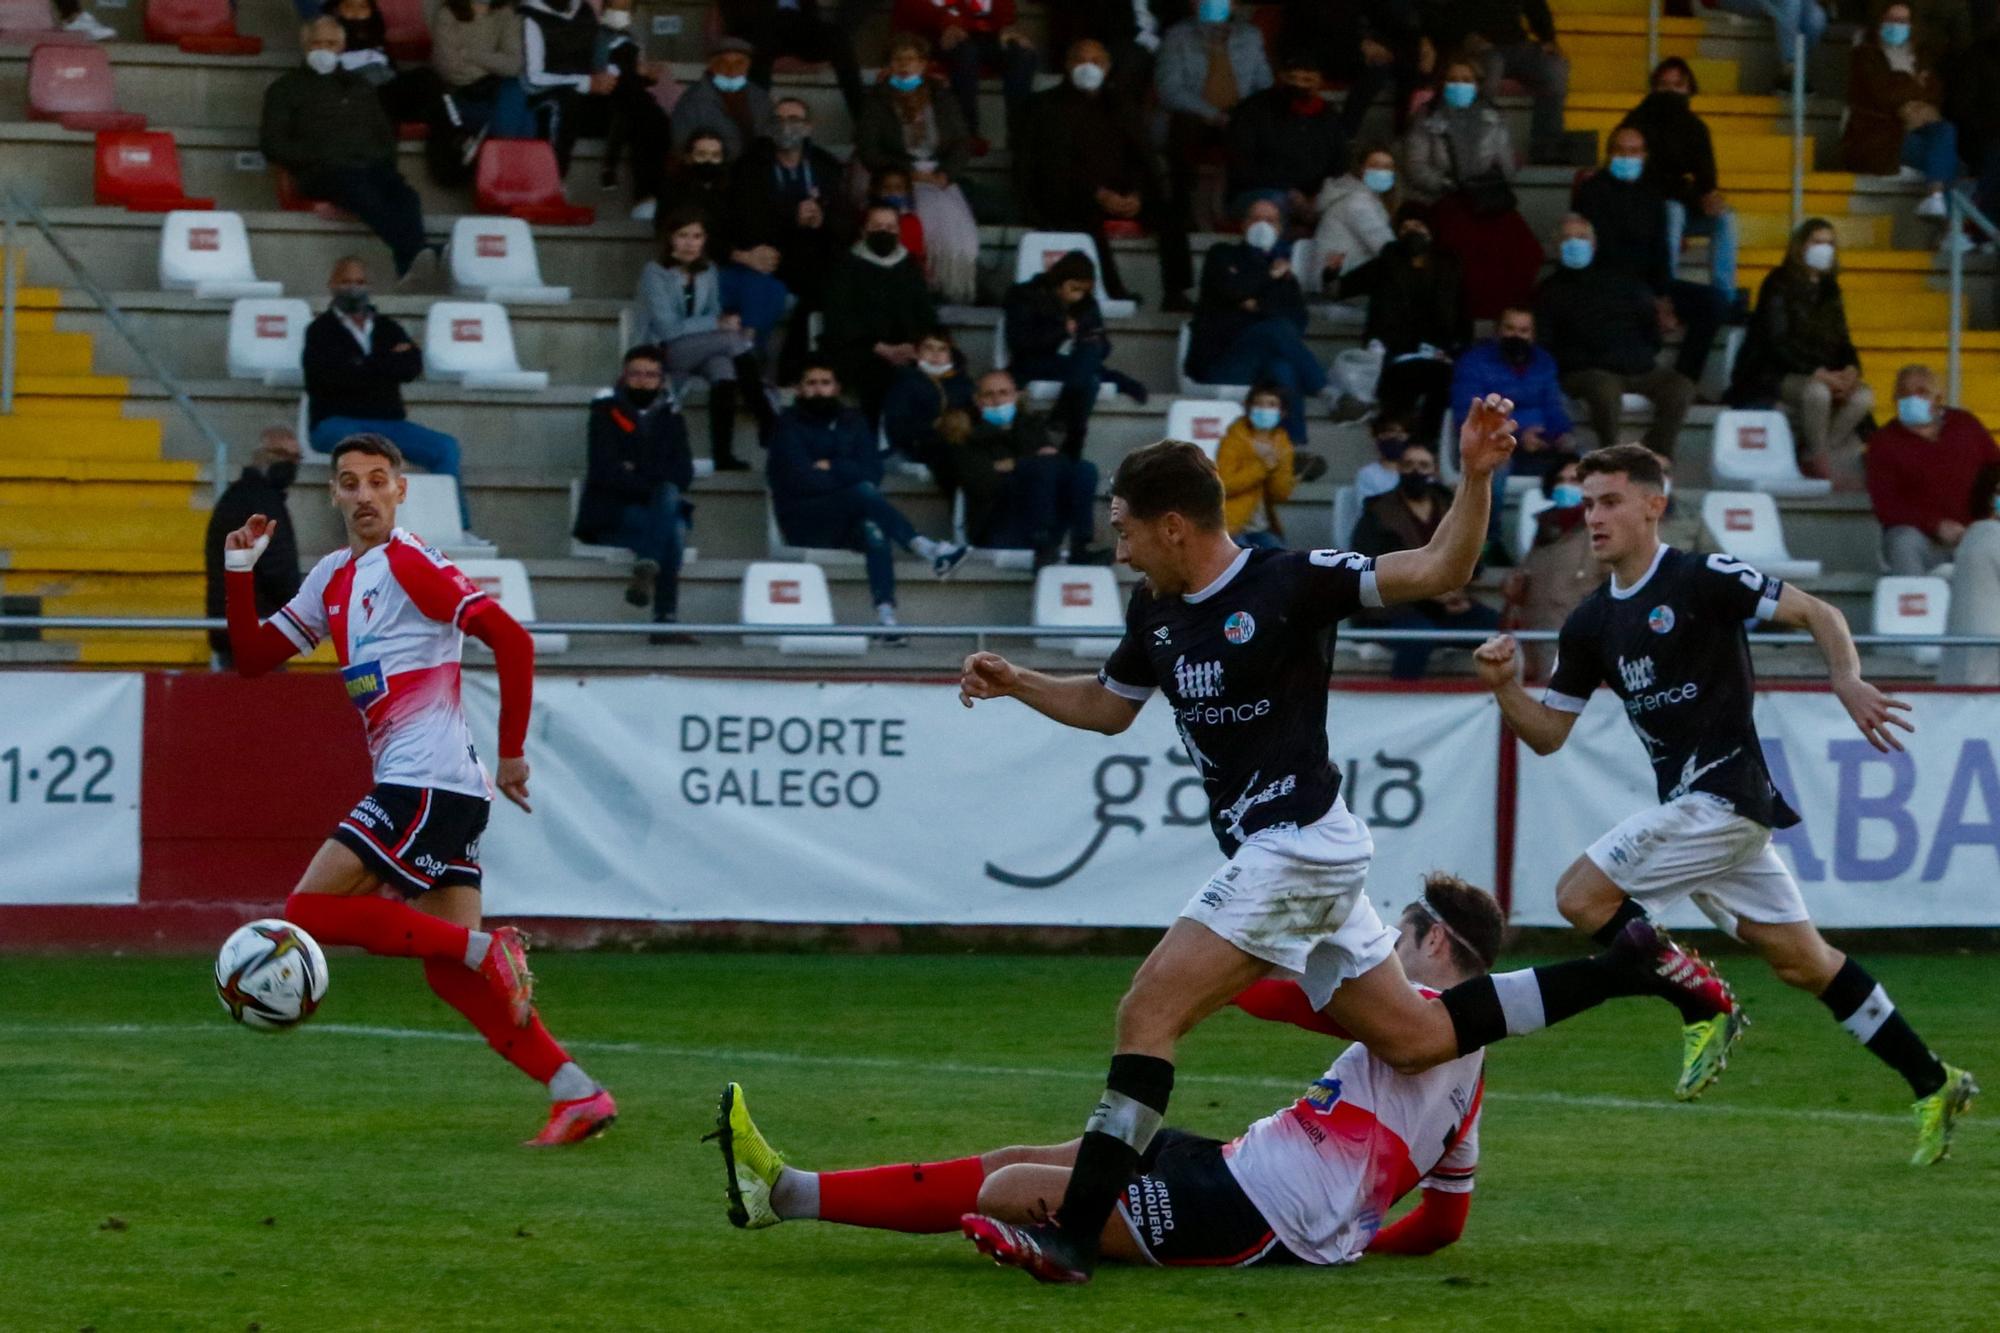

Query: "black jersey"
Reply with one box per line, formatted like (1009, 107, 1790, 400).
(1098, 546, 1382, 854)
(1545, 544, 1799, 829)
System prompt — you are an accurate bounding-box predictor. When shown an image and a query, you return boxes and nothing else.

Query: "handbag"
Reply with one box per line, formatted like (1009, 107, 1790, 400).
(1442, 121, 1517, 217)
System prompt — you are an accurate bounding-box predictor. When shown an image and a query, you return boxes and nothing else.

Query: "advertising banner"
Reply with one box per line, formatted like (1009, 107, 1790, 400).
(0, 673, 144, 905)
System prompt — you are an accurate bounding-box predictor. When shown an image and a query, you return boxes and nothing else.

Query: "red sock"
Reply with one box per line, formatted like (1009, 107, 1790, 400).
(817, 1157, 988, 1233)
(285, 892, 471, 962)
(421, 957, 570, 1085)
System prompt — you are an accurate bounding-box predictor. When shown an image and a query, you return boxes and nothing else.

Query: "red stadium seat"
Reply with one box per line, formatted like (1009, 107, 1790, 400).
(27, 42, 146, 132)
(271, 166, 354, 220)
(475, 139, 595, 226)
(94, 129, 212, 211)
(378, 0, 430, 62)
(142, 0, 262, 55)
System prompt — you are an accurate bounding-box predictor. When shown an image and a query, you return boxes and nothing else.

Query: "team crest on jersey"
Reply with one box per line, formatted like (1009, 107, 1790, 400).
(1223, 611, 1257, 645)
(341, 659, 388, 710)
(1302, 1076, 1343, 1110)
(1648, 605, 1676, 634)
(361, 586, 380, 622)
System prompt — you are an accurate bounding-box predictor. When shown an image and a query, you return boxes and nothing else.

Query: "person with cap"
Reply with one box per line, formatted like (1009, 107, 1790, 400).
(673, 36, 774, 160)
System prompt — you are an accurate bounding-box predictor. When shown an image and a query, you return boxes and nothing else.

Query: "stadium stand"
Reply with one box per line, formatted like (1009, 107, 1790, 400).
(92, 128, 210, 210)
(1031, 563, 1121, 657)
(420, 302, 551, 392)
(474, 138, 595, 226)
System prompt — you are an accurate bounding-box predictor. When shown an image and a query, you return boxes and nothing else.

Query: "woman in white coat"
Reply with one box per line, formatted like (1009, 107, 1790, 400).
(1943, 463, 2000, 686)
(1310, 146, 1400, 295)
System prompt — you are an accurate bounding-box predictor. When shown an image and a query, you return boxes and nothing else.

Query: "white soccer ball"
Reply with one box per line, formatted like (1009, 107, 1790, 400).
(215, 919, 330, 1031)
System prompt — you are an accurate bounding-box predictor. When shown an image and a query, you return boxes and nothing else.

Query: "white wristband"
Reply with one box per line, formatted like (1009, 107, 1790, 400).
(224, 532, 270, 573)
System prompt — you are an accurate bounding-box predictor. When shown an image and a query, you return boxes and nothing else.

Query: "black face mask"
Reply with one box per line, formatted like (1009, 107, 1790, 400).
(1499, 335, 1534, 366)
(264, 461, 298, 490)
(1398, 471, 1435, 498)
(625, 386, 659, 409)
(1400, 231, 1431, 257)
(799, 394, 842, 417)
(864, 230, 900, 257)
(331, 286, 371, 315)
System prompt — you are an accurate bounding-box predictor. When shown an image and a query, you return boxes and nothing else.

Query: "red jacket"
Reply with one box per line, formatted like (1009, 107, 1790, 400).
(1865, 407, 2000, 537)
(892, 0, 1016, 39)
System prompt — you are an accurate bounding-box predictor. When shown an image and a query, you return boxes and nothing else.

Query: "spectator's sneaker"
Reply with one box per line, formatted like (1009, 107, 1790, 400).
(63, 10, 117, 38)
(524, 1088, 618, 1147)
(711, 452, 751, 472)
(932, 544, 971, 580)
(1911, 1066, 1978, 1166)
(876, 605, 908, 649)
(625, 559, 660, 608)
(1916, 192, 1949, 220)
(961, 1215, 1093, 1284)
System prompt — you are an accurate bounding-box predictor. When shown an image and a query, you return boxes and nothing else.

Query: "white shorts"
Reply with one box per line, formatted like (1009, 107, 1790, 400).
(1180, 800, 1397, 1009)
(1585, 793, 1809, 937)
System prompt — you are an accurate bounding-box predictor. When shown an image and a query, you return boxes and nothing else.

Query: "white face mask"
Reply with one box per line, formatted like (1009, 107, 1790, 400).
(600, 8, 632, 29)
(1244, 219, 1280, 252)
(305, 47, 339, 75)
(919, 358, 953, 377)
(1803, 241, 1836, 272)
(1069, 62, 1107, 92)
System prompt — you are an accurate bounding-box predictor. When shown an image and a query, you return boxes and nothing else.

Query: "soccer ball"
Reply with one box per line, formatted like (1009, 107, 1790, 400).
(215, 919, 329, 1031)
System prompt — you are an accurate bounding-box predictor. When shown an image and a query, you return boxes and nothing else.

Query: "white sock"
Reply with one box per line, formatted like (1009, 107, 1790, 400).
(547, 1061, 596, 1102)
(770, 1167, 819, 1221)
(910, 535, 944, 560)
(1492, 969, 1549, 1037)
(464, 930, 492, 969)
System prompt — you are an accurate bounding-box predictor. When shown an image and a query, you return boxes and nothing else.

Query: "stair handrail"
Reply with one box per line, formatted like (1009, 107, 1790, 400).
(1, 185, 233, 503)
(1946, 189, 2000, 405)
(1646, 0, 1660, 79)
(1790, 34, 1806, 232)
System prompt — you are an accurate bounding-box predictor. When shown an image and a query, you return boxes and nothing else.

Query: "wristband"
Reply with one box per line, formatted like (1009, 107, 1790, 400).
(224, 532, 270, 573)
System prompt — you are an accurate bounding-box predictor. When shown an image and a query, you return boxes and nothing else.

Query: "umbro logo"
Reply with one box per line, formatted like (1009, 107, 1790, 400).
(1153, 626, 1171, 644)
(1618, 654, 1656, 693)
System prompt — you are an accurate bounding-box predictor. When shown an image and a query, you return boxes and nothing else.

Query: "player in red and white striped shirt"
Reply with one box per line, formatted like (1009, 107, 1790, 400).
(224, 432, 615, 1147)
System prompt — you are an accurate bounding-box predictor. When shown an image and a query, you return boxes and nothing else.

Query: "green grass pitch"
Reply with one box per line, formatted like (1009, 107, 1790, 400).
(3, 949, 1995, 1331)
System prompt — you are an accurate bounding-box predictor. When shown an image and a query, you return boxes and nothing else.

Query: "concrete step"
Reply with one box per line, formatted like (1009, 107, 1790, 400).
(0, 503, 207, 548)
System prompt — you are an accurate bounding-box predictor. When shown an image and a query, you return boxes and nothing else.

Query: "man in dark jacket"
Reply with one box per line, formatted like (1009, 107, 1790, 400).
(817, 205, 939, 425)
(574, 346, 696, 640)
(260, 19, 436, 279)
(1574, 124, 1725, 382)
(1185, 197, 1334, 442)
(518, 0, 615, 173)
(1621, 57, 1739, 312)
(1225, 53, 1349, 219)
(1337, 206, 1467, 440)
(950, 372, 1102, 567)
(1003, 252, 1148, 459)
(204, 426, 303, 666)
(728, 98, 854, 380)
(1281, 0, 1424, 140)
(1535, 213, 1694, 457)
(301, 255, 475, 532)
(1351, 440, 1499, 679)
(1425, 0, 1571, 164)
(719, 0, 863, 119)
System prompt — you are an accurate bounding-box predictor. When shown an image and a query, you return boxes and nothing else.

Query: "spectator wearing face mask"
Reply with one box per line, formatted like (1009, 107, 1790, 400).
(729, 98, 853, 381)
(205, 426, 304, 667)
(1216, 382, 1298, 550)
(1356, 413, 1413, 500)
(588, 0, 676, 218)
(323, 0, 437, 123)
(1864, 365, 2000, 576)
(1450, 305, 1574, 481)
(1423, 0, 1572, 166)
(518, 0, 618, 172)
(950, 371, 1102, 567)
(890, 0, 1039, 155)
(1225, 52, 1349, 222)
(1942, 463, 2000, 686)
(1727, 218, 1871, 481)
(658, 131, 735, 250)
(1312, 146, 1400, 296)
(1017, 39, 1193, 310)
(1003, 251, 1149, 459)
(719, 0, 865, 119)
(1499, 448, 1591, 682)
(574, 345, 697, 643)
(881, 328, 976, 487)
(673, 37, 772, 160)
(869, 167, 930, 263)
(1338, 204, 1467, 441)
(1621, 58, 1740, 316)
(819, 203, 941, 424)
(1156, 0, 1273, 232)
(1048, 0, 1174, 100)
(1351, 440, 1501, 679)
(1279, 0, 1425, 143)
(1843, 4, 1957, 222)
(857, 34, 983, 304)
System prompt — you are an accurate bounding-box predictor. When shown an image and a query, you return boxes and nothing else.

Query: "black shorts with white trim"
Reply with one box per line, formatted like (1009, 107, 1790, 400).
(332, 782, 490, 896)
(1116, 1129, 1303, 1268)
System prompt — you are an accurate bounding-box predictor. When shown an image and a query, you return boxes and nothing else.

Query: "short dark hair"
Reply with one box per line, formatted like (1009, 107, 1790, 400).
(658, 206, 709, 252)
(1111, 441, 1226, 530)
(1652, 55, 1698, 94)
(798, 357, 841, 384)
(1538, 448, 1582, 497)
(1404, 872, 1506, 973)
(1247, 379, 1287, 405)
(1276, 49, 1321, 75)
(1046, 250, 1097, 287)
(330, 432, 404, 471)
(623, 343, 665, 368)
(1576, 442, 1668, 490)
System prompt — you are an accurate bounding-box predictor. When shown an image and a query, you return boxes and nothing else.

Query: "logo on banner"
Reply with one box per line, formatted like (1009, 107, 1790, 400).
(1648, 605, 1675, 634)
(1223, 611, 1256, 645)
(1618, 655, 1656, 693)
(1173, 656, 1224, 699)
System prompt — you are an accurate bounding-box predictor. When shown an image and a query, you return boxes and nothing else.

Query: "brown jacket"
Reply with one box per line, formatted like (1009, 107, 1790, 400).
(1842, 42, 1942, 176)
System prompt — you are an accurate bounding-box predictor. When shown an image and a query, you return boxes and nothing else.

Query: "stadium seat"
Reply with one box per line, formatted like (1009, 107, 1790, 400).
(475, 139, 595, 226)
(1032, 564, 1123, 657)
(26, 42, 146, 132)
(142, 0, 261, 54)
(569, 479, 625, 561)
(377, 0, 430, 61)
(1872, 575, 1949, 666)
(225, 297, 310, 386)
(0, 0, 77, 44)
(421, 302, 550, 391)
(399, 475, 496, 560)
(739, 562, 867, 655)
(1175, 323, 1249, 400)
(1010, 232, 1136, 319)
(1514, 486, 1556, 561)
(1331, 483, 1360, 549)
(765, 496, 863, 566)
(94, 130, 212, 211)
(158, 210, 281, 300)
(456, 558, 567, 654)
(1164, 398, 1243, 461)
(448, 216, 571, 304)
(1710, 409, 1833, 498)
(1700, 490, 1822, 580)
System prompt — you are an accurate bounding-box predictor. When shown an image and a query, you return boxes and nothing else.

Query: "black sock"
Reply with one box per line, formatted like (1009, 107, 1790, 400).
(1441, 950, 1656, 1056)
(1817, 959, 1947, 1099)
(1054, 1054, 1174, 1259)
(1589, 898, 1711, 1024)
(1589, 897, 1649, 947)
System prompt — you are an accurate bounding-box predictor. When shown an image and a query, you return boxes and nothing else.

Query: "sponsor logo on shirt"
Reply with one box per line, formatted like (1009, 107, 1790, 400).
(1648, 605, 1675, 634)
(341, 659, 388, 710)
(1173, 655, 1225, 700)
(1223, 610, 1257, 645)
(1309, 549, 1369, 571)
(1617, 654, 1656, 693)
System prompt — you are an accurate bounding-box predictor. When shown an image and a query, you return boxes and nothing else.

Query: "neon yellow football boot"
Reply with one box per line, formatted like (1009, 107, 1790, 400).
(1911, 1066, 1978, 1167)
(709, 1082, 787, 1228)
(1676, 1005, 1748, 1102)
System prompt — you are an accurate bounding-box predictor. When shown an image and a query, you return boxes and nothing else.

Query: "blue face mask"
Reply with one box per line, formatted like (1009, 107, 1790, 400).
(1880, 21, 1911, 46)
(712, 73, 748, 93)
(1249, 406, 1282, 431)
(1362, 167, 1396, 194)
(1608, 154, 1644, 182)
(888, 72, 924, 93)
(880, 193, 909, 211)
(1552, 483, 1584, 508)
(1897, 394, 1935, 427)
(1442, 81, 1477, 110)
(1197, 0, 1231, 22)
(981, 401, 1017, 427)
(1560, 236, 1594, 269)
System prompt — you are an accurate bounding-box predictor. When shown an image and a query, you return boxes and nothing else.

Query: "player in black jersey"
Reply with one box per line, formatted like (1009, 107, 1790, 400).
(1475, 444, 1977, 1165)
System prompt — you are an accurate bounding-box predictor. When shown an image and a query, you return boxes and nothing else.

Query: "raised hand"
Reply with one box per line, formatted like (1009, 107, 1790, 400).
(1459, 393, 1518, 478)
(959, 652, 1020, 708)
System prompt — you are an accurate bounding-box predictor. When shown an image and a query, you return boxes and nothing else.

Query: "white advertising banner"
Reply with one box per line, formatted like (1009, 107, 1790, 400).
(0, 672, 144, 905)
(464, 677, 1501, 927)
(1510, 691, 2000, 927)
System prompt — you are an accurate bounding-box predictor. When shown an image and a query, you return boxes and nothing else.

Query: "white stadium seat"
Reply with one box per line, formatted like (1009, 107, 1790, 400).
(225, 297, 310, 386)
(1011, 231, 1135, 319)
(158, 209, 280, 300)
(1700, 490, 1822, 580)
(1165, 398, 1244, 461)
(1176, 322, 1250, 400)
(421, 302, 549, 391)
(740, 561, 867, 655)
(1032, 564, 1123, 656)
(1872, 575, 1950, 666)
(456, 557, 568, 654)
(399, 475, 496, 561)
(1710, 409, 1832, 498)
(1514, 486, 1556, 560)
(448, 216, 571, 304)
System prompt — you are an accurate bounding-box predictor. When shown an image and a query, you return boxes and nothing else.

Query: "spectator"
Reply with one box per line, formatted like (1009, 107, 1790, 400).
(1450, 305, 1576, 481)
(1356, 413, 1412, 500)
(1351, 439, 1501, 679)
(870, 166, 930, 262)
(324, 0, 433, 123)
(856, 34, 983, 304)
(1403, 58, 1545, 320)
(204, 427, 304, 667)
(1864, 365, 2000, 575)
(1536, 213, 1694, 458)
(1574, 123, 1726, 384)
(1499, 449, 1590, 682)
(1016, 39, 1193, 310)
(633, 209, 778, 473)
(1281, 0, 1424, 142)
(1216, 383, 1298, 549)
(891, 0, 1039, 153)
(1225, 51, 1349, 221)
(1003, 251, 1149, 459)
(52, 0, 115, 40)
(881, 327, 976, 485)
(1185, 197, 1337, 443)
(673, 37, 772, 160)
(1155, 0, 1273, 232)
(302, 256, 474, 531)
(1727, 218, 1872, 480)
(431, 0, 532, 161)
(719, 0, 864, 119)
(262, 20, 439, 282)
(518, 0, 617, 172)
(819, 203, 940, 423)
(1424, 0, 1571, 165)
(1338, 204, 1468, 440)
(767, 360, 970, 636)
(1621, 58, 1741, 315)
(1947, 24, 2000, 222)
(1942, 462, 2000, 686)
(1049, 0, 1177, 99)
(591, 0, 676, 217)
(1311, 146, 1400, 295)
(654, 133, 791, 349)
(573, 346, 697, 643)
(1843, 4, 1957, 221)
(729, 98, 855, 380)
(951, 372, 1102, 565)
(1712, 0, 1825, 93)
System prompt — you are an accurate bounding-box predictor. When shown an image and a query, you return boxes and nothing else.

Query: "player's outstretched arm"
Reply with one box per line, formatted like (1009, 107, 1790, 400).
(222, 514, 304, 677)
(1474, 634, 1577, 755)
(1366, 1189, 1472, 1256)
(462, 599, 536, 811)
(958, 652, 1142, 735)
(1769, 583, 1914, 753)
(1373, 395, 1518, 607)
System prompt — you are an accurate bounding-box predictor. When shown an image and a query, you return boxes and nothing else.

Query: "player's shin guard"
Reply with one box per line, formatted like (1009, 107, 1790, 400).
(817, 1157, 988, 1232)
(1817, 959, 1948, 1099)
(285, 891, 471, 962)
(1054, 1054, 1175, 1260)
(421, 958, 570, 1085)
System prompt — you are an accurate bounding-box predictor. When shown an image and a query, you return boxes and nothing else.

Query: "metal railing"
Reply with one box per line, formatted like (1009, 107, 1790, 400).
(1946, 188, 2000, 405)
(1646, 0, 1661, 79)
(1, 185, 235, 503)
(1790, 33, 1807, 232)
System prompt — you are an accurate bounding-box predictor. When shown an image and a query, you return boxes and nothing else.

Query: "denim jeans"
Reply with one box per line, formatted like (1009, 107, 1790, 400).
(1201, 318, 1329, 442)
(1385, 600, 1502, 680)
(603, 483, 686, 619)
(1714, 0, 1827, 65)
(1664, 199, 1739, 295)
(776, 482, 918, 608)
(943, 31, 1037, 137)
(296, 164, 430, 276)
(1902, 119, 1960, 187)
(309, 416, 470, 528)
